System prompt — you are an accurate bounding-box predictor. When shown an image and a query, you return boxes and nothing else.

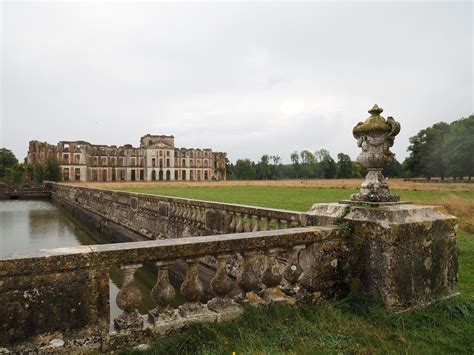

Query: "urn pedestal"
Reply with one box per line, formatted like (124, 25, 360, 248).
(308, 202, 458, 310)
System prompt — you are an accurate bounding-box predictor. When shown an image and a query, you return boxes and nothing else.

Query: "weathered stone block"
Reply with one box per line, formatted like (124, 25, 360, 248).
(308, 202, 458, 310)
(0, 269, 109, 345)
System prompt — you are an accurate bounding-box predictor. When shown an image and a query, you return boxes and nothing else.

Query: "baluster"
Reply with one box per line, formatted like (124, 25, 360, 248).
(149, 261, 176, 323)
(229, 213, 236, 233)
(208, 253, 242, 315)
(196, 207, 203, 225)
(280, 220, 288, 229)
(274, 218, 281, 230)
(283, 245, 305, 290)
(262, 248, 294, 303)
(243, 214, 252, 232)
(252, 216, 260, 232)
(114, 263, 143, 330)
(201, 207, 207, 224)
(238, 250, 263, 303)
(262, 217, 270, 231)
(179, 258, 205, 316)
(235, 213, 243, 233)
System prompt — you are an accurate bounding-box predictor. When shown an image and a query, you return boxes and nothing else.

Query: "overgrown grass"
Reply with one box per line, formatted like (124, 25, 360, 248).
(123, 279, 473, 354)
(121, 186, 473, 234)
(118, 185, 473, 354)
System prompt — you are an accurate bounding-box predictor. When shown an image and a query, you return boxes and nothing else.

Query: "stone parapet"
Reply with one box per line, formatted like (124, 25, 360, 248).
(0, 226, 342, 352)
(50, 183, 311, 240)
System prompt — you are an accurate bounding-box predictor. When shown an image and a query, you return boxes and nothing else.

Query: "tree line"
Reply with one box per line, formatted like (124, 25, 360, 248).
(403, 115, 473, 180)
(227, 115, 473, 181)
(0, 115, 472, 184)
(227, 149, 403, 180)
(0, 148, 60, 185)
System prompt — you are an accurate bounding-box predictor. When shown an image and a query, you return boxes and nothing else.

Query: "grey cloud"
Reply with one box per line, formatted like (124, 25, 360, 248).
(1, 1, 472, 163)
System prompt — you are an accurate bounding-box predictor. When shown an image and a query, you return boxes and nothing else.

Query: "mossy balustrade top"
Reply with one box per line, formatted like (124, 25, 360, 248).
(53, 183, 311, 228)
(0, 226, 340, 277)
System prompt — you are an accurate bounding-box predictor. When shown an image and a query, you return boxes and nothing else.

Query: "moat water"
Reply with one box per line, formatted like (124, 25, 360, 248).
(0, 199, 162, 321)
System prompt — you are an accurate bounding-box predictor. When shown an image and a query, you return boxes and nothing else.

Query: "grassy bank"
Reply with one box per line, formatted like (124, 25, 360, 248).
(117, 185, 473, 354)
(120, 186, 474, 234)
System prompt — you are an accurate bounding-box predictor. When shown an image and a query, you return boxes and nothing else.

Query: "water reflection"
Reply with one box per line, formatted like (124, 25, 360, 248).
(0, 200, 167, 321)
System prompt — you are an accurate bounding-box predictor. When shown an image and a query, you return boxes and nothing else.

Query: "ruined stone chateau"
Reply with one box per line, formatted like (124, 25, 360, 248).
(27, 134, 227, 182)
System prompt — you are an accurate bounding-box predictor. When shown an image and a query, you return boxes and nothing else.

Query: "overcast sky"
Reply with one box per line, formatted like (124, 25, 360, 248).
(1, 1, 472, 163)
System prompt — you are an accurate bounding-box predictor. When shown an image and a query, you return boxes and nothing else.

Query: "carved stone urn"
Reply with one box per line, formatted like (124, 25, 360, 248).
(351, 104, 401, 202)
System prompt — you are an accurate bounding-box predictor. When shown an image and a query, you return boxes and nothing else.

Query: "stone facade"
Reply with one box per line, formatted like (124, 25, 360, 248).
(27, 134, 227, 182)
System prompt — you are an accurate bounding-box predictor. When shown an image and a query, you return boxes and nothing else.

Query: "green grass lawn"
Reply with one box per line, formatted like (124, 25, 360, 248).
(120, 186, 474, 354)
(121, 186, 474, 212)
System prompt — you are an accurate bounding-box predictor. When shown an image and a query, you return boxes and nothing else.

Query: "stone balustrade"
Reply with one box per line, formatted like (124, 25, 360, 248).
(0, 226, 341, 352)
(51, 184, 310, 241)
(0, 183, 50, 200)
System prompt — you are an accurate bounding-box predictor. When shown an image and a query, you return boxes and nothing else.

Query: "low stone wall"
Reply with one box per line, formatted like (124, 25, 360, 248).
(0, 227, 342, 352)
(0, 184, 50, 200)
(51, 183, 312, 240)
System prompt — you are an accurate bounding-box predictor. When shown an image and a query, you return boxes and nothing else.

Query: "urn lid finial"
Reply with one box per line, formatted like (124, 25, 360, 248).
(368, 104, 383, 115)
(353, 104, 391, 136)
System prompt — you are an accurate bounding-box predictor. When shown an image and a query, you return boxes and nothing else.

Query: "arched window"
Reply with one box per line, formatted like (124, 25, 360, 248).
(151, 170, 156, 181)
(182, 170, 186, 180)
(159, 170, 163, 181)
(166, 170, 171, 181)
(174, 170, 178, 180)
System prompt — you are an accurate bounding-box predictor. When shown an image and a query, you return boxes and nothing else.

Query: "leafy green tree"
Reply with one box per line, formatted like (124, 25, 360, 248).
(315, 149, 337, 179)
(383, 156, 402, 178)
(256, 155, 273, 180)
(336, 153, 353, 178)
(0, 148, 18, 180)
(225, 157, 234, 179)
(290, 151, 300, 178)
(234, 159, 256, 180)
(404, 122, 450, 179)
(351, 161, 362, 178)
(44, 157, 61, 181)
(443, 115, 474, 180)
(299, 150, 316, 179)
(33, 164, 45, 184)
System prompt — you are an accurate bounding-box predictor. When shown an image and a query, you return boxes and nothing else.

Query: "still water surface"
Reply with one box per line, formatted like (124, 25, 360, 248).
(0, 200, 161, 320)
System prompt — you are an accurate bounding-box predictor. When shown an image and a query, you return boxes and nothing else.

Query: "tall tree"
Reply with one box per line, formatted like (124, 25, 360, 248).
(300, 150, 316, 178)
(336, 153, 353, 179)
(290, 151, 300, 178)
(443, 115, 474, 180)
(256, 154, 272, 180)
(315, 149, 337, 179)
(44, 158, 61, 182)
(404, 122, 450, 179)
(234, 159, 256, 180)
(0, 148, 18, 180)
